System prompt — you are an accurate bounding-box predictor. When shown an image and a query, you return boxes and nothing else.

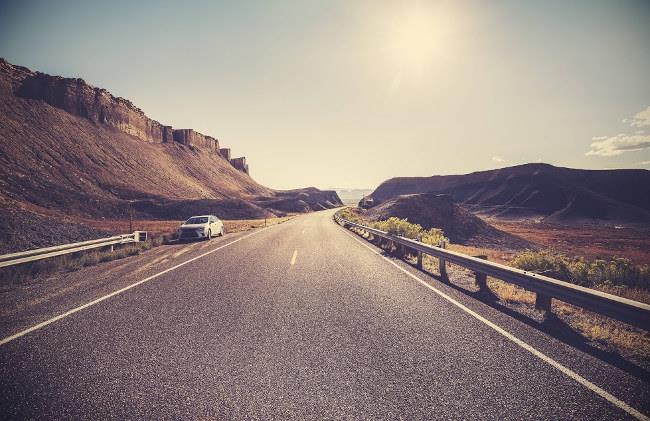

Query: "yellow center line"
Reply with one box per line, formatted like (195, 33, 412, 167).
(290, 249, 298, 265)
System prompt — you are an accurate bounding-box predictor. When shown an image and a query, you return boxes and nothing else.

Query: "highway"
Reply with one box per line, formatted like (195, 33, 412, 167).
(1, 209, 649, 420)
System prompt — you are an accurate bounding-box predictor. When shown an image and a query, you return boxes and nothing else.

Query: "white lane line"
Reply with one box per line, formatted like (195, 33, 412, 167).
(339, 227, 648, 421)
(290, 249, 298, 265)
(0, 228, 270, 346)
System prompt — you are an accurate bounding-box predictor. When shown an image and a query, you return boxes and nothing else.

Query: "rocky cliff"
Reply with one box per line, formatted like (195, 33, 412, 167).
(0, 58, 342, 252)
(0, 58, 247, 172)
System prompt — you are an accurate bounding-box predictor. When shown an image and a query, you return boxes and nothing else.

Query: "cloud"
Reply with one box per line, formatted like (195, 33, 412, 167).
(630, 106, 650, 128)
(586, 134, 650, 156)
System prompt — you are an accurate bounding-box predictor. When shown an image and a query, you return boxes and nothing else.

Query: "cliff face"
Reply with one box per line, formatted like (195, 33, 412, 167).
(0, 58, 342, 252)
(0, 58, 244, 170)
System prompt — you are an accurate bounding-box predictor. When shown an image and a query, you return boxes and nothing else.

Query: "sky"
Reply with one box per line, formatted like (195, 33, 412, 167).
(1, 0, 649, 190)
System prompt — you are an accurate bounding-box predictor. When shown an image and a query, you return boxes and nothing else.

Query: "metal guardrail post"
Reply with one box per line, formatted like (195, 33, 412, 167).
(417, 251, 423, 269)
(438, 241, 448, 281)
(535, 293, 552, 314)
(474, 255, 488, 292)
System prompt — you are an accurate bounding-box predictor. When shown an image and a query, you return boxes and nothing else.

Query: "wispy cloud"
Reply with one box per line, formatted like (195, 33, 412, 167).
(588, 106, 650, 157)
(586, 134, 650, 156)
(492, 156, 505, 163)
(630, 106, 650, 128)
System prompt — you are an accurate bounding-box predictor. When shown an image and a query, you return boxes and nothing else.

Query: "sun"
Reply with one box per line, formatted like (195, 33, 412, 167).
(387, 4, 449, 73)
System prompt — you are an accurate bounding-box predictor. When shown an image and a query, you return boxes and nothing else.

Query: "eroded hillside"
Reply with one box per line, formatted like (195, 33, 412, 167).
(368, 163, 650, 224)
(0, 58, 341, 251)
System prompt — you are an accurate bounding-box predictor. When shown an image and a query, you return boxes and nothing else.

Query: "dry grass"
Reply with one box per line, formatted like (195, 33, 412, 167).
(567, 310, 650, 357)
(0, 242, 147, 285)
(484, 277, 650, 358)
(487, 278, 536, 305)
(491, 220, 650, 265)
(223, 216, 294, 232)
(447, 244, 517, 265)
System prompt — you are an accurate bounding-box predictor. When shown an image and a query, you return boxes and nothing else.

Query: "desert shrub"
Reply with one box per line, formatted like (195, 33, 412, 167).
(512, 250, 650, 290)
(338, 208, 362, 224)
(337, 210, 450, 248)
(373, 217, 422, 239)
(420, 228, 448, 247)
(371, 217, 449, 245)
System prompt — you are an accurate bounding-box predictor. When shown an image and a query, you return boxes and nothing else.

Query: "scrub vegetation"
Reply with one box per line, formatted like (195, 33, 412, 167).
(339, 208, 448, 247)
(512, 249, 650, 290)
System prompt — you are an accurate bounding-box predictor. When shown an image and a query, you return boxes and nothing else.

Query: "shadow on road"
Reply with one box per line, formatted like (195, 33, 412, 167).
(379, 249, 650, 385)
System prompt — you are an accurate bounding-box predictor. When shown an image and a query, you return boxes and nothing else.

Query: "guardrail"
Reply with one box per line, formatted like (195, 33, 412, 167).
(0, 231, 148, 269)
(334, 214, 650, 331)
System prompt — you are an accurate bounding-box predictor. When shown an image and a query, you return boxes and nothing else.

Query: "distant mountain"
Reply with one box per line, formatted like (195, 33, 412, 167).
(367, 164, 650, 224)
(0, 58, 341, 251)
(365, 193, 530, 248)
(334, 188, 374, 205)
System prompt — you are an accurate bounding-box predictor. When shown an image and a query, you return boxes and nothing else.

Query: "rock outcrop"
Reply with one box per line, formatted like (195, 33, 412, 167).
(0, 58, 245, 171)
(219, 148, 231, 160)
(230, 157, 249, 174)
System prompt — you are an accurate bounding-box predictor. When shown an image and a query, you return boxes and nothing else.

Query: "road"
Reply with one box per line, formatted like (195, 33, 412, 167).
(1, 209, 649, 420)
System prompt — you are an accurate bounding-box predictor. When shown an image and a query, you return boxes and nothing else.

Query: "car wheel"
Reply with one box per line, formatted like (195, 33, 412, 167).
(220, 227, 225, 236)
(207, 229, 212, 240)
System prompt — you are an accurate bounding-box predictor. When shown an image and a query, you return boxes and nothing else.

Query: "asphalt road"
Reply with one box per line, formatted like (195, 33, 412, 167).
(1, 209, 649, 420)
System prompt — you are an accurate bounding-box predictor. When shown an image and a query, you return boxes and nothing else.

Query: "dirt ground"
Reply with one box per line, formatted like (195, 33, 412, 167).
(490, 220, 650, 265)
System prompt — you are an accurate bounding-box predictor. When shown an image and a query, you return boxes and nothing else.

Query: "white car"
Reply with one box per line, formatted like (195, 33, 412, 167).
(178, 215, 224, 241)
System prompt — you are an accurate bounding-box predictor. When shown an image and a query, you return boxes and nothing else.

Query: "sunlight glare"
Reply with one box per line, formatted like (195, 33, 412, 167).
(387, 3, 450, 74)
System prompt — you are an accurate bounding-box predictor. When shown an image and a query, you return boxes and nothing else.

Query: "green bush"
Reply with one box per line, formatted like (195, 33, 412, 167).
(338, 208, 362, 224)
(337, 210, 450, 249)
(420, 227, 448, 247)
(512, 249, 650, 290)
(373, 217, 423, 239)
(371, 217, 448, 245)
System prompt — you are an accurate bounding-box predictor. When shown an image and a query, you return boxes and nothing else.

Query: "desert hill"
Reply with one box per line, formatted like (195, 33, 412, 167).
(367, 164, 650, 224)
(364, 193, 530, 248)
(0, 58, 341, 251)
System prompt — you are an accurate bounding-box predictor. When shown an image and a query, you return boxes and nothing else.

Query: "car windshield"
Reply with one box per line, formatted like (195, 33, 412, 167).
(185, 217, 208, 224)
